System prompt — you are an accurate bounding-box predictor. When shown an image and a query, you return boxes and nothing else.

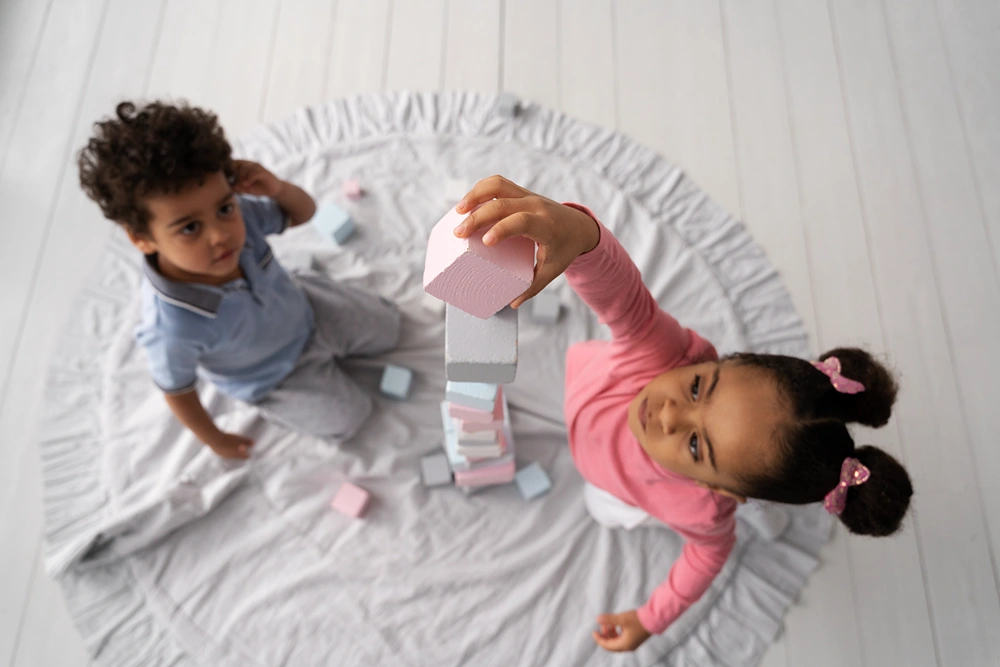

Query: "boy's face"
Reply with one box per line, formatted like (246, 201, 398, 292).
(129, 171, 246, 284)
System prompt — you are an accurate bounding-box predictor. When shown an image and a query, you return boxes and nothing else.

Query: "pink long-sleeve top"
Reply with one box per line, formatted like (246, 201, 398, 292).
(562, 208, 738, 635)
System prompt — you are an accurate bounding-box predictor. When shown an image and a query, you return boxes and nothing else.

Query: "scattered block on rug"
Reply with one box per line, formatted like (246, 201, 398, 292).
(445, 305, 517, 383)
(380, 364, 413, 400)
(313, 203, 355, 245)
(495, 93, 519, 118)
(421, 292, 446, 317)
(423, 206, 534, 319)
(420, 453, 453, 488)
(342, 178, 363, 201)
(530, 292, 561, 324)
(445, 381, 498, 412)
(331, 482, 370, 517)
(515, 463, 551, 500)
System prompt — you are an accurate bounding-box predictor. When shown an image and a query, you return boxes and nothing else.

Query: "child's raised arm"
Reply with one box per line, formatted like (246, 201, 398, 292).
(455, 176, 698, 366)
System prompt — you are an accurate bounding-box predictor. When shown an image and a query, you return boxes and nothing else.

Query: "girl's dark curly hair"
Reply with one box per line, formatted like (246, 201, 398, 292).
(78, 101, 233, 236)
(731, 348, 913, 537)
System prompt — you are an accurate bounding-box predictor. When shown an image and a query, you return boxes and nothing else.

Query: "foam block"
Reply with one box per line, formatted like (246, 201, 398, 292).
(515, 463, 551, 500)
(420, 292, 446, 317)
(313, 203, 355, 245)
(530, 292, 561, 324)
(445, 381, 498, 412)
(342, 178, 363, 200)
(458, 429, 499, 444)
(445, 305, 518, 383)
(379, 364, 413, 400)
(440, 399, 515, 472)
(455, 459, 516, 487)
(423, 207, 534, 319)
(456, 431, 506, 459)
(420, 453, 453, 487)
(331, 482, 370, 517)
(495, 93, 519, 118)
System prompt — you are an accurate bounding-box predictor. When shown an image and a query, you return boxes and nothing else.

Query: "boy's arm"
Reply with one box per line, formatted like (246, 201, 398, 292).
(232, 159, 316, 227)
(164, 389, 254, 459)
(272, 179, 316, 227)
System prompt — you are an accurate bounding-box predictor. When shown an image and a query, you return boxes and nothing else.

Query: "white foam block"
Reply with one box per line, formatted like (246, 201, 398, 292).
(495, 93, 519, 118)
(445, 381, 498, 412)
(445, 305, 517, 383)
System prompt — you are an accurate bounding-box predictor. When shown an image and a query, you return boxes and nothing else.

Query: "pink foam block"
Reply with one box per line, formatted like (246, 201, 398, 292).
(448, 388, 503, 424)
(454, 458, 516, 487)
(342, 179, 363, 200)
(423, 207, 535, 319)
(331, 482, 370, 517)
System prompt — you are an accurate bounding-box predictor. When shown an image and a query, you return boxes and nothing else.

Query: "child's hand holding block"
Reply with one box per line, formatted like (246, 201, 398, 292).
(313, 203, 355, 245)
(445, 305, 517, 383)
(515, 463, 551, 500)
(331, 482, 370, 517)
(380, 364, 413, 400)
(423, 206, 534, 319)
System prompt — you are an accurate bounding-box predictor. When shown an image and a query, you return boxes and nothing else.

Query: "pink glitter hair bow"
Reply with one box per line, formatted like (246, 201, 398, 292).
(824, 458, 871, 515)
(810, 356, 865, 394)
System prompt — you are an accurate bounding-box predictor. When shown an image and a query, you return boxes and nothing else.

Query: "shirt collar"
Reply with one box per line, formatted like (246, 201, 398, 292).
(142, 254, 224, 318)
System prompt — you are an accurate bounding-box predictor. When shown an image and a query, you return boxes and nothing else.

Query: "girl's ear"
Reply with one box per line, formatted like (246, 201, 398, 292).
(696, 480, 747, 504)
(126, 227, 157, 255)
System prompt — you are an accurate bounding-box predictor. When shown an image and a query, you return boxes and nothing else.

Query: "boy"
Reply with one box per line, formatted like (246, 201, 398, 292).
(78, 101, 400, 458)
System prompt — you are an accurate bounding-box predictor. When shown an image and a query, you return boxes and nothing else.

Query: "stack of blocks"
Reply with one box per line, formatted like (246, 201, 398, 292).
(421, 203, 539, 492)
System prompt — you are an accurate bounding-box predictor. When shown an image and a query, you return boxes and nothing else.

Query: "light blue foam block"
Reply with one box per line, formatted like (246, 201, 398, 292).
(380, 364, 413, 400)
(515, 463, 551, 501)
(312, 203, 355, 245)
(445, 381, 498, 412)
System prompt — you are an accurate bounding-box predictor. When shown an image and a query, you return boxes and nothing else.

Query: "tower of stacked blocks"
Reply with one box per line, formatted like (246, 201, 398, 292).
(423, 205, 534, 492)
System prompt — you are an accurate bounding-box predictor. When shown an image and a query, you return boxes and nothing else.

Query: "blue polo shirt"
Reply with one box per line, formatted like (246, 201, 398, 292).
(135, 195, 314, 403)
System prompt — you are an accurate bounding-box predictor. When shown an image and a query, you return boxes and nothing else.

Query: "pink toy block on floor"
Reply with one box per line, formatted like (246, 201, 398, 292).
(331, 482, 370, 517)
(423, 206, 535, 319)
(342, 179, 363, 200)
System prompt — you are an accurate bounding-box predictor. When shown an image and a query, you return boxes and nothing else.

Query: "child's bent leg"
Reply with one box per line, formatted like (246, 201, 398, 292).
(583, 483, 655, 530)
(296, 272, 402, 358)
(257, 360, 374, 441)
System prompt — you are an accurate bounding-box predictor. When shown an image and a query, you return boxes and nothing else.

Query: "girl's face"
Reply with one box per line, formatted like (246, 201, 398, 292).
(628, 360, 788, 500)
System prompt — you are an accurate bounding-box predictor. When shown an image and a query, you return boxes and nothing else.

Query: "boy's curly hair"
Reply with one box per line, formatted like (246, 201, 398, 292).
(78, 101, 233, 236)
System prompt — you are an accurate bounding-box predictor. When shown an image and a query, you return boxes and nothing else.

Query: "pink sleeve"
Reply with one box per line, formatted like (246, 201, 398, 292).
(636, 506, 737, 634)
(562, 205, 692, 366)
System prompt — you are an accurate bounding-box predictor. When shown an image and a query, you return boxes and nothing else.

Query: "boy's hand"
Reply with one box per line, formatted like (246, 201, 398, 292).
(592, 609, 651, 652)
(453, 175, 600, 309)
(205, 432, 254, 460)
(232, 160, 283, 198)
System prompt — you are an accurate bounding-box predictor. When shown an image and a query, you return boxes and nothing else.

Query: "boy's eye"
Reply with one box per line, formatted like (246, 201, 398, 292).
(689, 433, 699, 461)
(219, 202, 235, 216)
(180, 221, 200, 235)
(691, 375, 701, 400)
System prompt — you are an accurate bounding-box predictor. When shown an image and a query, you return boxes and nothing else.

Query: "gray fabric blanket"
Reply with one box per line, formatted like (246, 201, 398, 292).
(40, 92, 832, 666)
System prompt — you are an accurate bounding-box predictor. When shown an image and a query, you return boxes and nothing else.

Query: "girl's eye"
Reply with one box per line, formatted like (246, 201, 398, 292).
(689, 433, 699, 461)
(219, 202, 235, 217)
(691, 375, 701, 400)
(180, 221, 200, 235)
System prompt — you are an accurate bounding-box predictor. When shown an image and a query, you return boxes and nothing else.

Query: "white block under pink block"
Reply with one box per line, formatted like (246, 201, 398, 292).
(423, 206, 535, 319)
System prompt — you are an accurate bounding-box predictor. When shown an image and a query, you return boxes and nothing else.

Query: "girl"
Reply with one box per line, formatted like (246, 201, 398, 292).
(453, 176, 914, 653)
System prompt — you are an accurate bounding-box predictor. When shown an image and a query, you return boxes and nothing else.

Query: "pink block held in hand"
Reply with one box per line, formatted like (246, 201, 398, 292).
(331, 482, 370, 518)
(423, 206, 535, 319)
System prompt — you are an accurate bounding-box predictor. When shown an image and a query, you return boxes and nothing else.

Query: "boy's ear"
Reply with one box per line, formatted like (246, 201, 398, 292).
(126, 227, 157, 255)
(696, 480, 747, 504)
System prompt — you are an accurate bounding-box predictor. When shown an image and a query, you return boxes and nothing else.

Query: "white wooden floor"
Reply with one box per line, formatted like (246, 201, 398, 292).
(1, 1, 998, 665)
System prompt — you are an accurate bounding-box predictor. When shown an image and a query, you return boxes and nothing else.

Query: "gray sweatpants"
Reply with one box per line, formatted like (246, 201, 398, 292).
(254, 271, 401, 440)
